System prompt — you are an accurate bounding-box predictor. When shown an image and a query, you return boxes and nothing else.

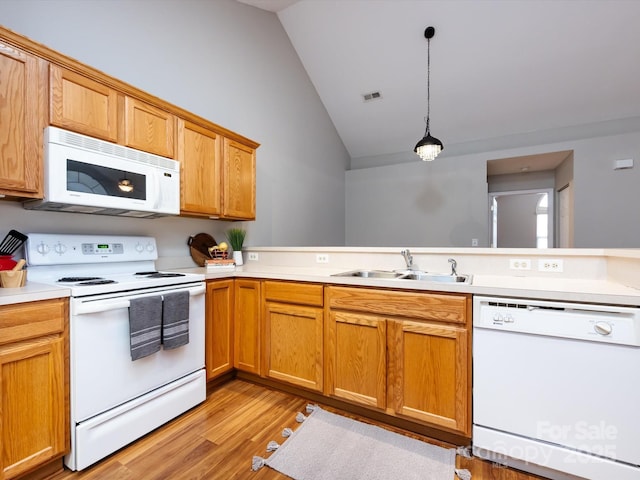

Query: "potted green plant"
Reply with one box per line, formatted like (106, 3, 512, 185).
(226, 227, 246, 266)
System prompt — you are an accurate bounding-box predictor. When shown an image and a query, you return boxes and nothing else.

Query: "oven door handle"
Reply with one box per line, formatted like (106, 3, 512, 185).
(73, 284, 206, 315)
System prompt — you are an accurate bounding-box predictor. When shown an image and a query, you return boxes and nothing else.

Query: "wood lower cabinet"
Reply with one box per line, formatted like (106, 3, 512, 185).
(233, 279, 261, 374)
(205, 280, 234, 380)
(388, 319, 469, 434)
(326, 286, 471, 435)
(326, 309, 386, 408)
(0, 298, 69, 480)
(263, 281, 323, 391)
(0, 40, 46, 198)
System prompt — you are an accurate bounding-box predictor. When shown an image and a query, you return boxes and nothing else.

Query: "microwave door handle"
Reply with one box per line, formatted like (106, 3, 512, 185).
(153, 170, 161, 210)
(73, 285, 205, 315)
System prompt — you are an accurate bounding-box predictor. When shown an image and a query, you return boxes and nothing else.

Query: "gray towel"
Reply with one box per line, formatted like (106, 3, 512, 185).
(129, 296, 163, 360)
(162, 291, 190, 349)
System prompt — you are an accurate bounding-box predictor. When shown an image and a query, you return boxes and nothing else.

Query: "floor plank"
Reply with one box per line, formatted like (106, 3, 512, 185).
(50, 379, 545, 480)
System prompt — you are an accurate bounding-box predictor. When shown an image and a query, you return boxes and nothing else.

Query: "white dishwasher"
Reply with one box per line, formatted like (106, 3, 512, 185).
(472, 296, 640, 480)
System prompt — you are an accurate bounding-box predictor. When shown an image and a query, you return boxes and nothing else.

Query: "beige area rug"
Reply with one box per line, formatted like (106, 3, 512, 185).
(252, 405, 471, 480)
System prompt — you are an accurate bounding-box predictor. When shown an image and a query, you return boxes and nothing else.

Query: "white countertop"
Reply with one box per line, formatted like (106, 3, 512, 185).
(169, 264, 640, 306)
(3, 247, 639, 307)
(0, 282, 70, 306)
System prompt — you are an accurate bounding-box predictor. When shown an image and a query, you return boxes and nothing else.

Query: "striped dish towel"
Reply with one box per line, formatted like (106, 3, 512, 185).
(129, 296, 163, 360)
(162, 291, 190, 349)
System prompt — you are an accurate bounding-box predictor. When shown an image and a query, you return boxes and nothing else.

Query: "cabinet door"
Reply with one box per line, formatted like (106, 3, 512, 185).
(233, 279, 261, 374)
(222, 138, 256, 220)
(325, 310, 386, 409)
(389, 320, 470, 435)
(124, 97, 175, 158)
(0, 336, 66, 479)
(0, 42, 45, 198)
(177, 120, 222, 217)
(264, 302, 323, 391)
(49, 64, 118, 142)
(205, 280, 234, 380)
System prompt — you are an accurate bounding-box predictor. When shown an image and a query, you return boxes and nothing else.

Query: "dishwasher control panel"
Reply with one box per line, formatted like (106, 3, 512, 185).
(473, 296, 640, 346)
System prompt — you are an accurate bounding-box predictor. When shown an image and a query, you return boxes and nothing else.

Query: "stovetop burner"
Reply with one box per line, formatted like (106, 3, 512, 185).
(58, 276, 103, 283)
(134, 271, 187, 278)
(78, 279, 118, 285)
(146, 272, 186, 278)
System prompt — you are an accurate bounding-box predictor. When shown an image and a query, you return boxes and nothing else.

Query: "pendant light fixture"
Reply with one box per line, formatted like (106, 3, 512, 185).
(414, 26, 444, 161)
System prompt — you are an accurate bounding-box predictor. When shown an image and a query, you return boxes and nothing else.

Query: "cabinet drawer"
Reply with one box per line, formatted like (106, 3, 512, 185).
(0, 298, 68, 345)
(263, 281, 323, 307)
(327, 286, 468, 324)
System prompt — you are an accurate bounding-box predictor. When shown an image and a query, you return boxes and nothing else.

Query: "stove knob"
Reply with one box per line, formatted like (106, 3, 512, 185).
(54, 242, 67, 255)
(146, 243, 155, 253)
(36, 242, 50, 255)
(594, 321, 613, 336)
(135, 243, 144, 253)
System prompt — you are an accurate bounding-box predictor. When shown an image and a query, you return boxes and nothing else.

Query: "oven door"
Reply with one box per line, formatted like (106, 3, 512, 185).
(70, 283, 205, 422)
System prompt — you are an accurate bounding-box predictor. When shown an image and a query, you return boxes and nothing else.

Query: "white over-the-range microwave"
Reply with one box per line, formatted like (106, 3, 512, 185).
(24, 126, 180, 218)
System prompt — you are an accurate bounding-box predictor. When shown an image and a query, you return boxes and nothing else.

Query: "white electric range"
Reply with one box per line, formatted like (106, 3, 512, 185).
(26, 233, 206, 471)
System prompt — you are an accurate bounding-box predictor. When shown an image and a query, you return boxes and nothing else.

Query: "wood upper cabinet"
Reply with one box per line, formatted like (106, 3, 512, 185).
(50, 65, 175, 157)
(124, 96, 175, 158)
(222, 138, 256, 220)
(205, 279, 234, 380)
(326, 286, 471, 435)
(0, 40, 46, 198)
(177, 119, 222, 217)
(0, 298, 69, 480)
(262, 281, 324, 392)
(49, 64, 118, 142)
(233, 279, 261, 374)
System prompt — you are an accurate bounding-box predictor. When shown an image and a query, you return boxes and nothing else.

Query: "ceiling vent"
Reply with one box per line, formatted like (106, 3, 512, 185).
(362, 91, 382, 102)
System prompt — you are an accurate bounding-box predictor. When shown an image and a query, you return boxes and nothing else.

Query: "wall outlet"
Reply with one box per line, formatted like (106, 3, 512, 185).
(316, 253, 329, 264)
(247, 252, 259, 261)
(538, 259, 564, 272)
(509, 258, 531, 270)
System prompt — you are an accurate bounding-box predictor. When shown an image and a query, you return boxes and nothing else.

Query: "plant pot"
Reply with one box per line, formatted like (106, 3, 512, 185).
(233, 251, 244, 266)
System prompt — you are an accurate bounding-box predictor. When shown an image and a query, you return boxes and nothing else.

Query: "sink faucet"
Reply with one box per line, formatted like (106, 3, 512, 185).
(400, 248, 413, 270)
(401, 249, 414, 270)
(448, 258, 457, 276)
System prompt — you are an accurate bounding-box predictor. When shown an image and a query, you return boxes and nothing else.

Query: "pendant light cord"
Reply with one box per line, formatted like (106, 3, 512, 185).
(426, 34, 431, 133)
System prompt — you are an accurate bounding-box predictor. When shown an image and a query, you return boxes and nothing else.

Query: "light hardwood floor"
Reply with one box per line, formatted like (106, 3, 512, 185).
(50, 380, 545, 480)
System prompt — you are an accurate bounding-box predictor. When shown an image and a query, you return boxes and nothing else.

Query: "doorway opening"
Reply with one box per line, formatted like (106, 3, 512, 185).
(490, 189, 553, 248)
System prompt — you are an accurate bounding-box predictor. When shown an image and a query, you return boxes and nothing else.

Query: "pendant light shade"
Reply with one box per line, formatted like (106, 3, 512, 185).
(414, 26, 443, 161)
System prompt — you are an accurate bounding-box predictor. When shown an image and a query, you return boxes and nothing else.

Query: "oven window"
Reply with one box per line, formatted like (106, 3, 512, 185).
(66, 159, 147, 200)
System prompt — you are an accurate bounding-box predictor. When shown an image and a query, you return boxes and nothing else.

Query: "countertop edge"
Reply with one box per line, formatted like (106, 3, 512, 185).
(169, 267, 640, 307)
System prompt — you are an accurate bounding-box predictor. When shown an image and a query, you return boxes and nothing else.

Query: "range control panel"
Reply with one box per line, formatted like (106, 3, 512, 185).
(26, 233, 157, 265)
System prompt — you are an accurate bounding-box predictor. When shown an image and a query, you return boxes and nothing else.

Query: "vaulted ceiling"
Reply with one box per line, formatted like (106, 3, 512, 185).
(237, 0, 640, 167)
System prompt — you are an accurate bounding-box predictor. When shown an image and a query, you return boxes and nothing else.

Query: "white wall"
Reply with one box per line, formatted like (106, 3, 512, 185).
(347, 131, 640, 248)
(0, 0, 349, 262)
(346, 153, 488, 247)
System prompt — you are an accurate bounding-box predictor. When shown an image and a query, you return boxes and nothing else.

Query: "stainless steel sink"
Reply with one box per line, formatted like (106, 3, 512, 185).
(399, 272, 472, 283)
(332, 269, 472, 284)
(332, 269, 405, 279)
